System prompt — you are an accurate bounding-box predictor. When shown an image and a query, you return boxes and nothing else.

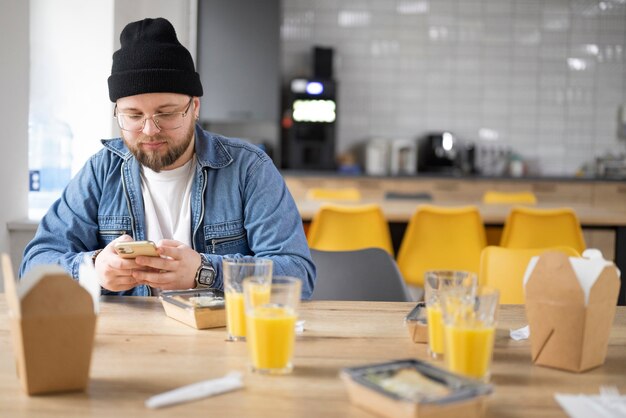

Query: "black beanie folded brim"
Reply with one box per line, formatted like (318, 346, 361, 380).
(108, 68, 203, 102)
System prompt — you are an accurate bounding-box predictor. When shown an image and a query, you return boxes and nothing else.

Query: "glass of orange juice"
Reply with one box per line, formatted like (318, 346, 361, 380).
(222, 256, 272, 341)
(424, 271, 476, 359)
(244, 276, 301, 375)
(441, 286, 499, 382)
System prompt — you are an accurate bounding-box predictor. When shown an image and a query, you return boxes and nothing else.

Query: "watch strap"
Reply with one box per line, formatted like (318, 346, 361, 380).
(92, 249, 104, 266)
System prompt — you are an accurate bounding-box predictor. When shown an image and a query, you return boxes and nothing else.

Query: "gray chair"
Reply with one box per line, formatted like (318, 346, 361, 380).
(310, 248, 411, 301)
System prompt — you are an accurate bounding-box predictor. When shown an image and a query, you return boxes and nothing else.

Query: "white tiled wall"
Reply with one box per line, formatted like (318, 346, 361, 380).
(281, 0, 626, 176)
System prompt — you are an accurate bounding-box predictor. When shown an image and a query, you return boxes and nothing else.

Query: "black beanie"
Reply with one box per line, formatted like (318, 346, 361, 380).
(108, 17, 203, 102)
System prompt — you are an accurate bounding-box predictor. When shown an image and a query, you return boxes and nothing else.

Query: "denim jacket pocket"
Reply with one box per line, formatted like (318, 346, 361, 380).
(98, 215, 132, 245)
(204, 219, 249, 255)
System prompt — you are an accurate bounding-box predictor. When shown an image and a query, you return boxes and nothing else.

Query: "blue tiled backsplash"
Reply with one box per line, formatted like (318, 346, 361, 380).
(281, 0, 626, 176)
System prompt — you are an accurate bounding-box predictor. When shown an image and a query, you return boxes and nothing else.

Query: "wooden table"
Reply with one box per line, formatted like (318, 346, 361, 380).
(1, 296, 625, 417)
(295, 198, 626, 305)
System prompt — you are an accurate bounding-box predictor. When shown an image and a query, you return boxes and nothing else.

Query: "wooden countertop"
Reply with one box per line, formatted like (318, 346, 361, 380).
(281, 170, 626, 183)
(293, 198, 626, 226)
(1, 296, 625, 417)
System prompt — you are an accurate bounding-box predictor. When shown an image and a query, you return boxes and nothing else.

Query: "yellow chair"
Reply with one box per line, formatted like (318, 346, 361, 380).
(479, 246, 580, 304)
(307, 204, 394, 255)
(306, 187, 361, 201)
(500, 207, 586, 254)
(482, 191, 537, 246)
(396, 205, 487, 287)
(483, 191, 537, 205)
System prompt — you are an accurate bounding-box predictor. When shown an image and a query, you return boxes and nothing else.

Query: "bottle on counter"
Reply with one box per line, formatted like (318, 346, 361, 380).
(28, 114, 73, 218)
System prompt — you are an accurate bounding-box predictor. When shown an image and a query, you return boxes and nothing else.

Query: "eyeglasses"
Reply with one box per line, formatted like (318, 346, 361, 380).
(114, 97, 194, 132)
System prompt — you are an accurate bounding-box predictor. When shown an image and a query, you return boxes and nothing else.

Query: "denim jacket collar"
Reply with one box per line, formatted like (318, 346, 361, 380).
(100, 124, 234, 170)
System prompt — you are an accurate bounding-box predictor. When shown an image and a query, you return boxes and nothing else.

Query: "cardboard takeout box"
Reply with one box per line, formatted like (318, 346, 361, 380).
(405, 302, 428, 344)
(2, 254, 97, 395)
(160, 289, 226, 329)
(524, 251, 620, 373)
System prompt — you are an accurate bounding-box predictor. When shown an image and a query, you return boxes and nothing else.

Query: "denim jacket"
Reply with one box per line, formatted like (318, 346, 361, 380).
(19, 125, 316, 298)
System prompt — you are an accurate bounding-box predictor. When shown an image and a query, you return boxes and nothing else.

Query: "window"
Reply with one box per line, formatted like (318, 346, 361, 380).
(28, 0, 114, 218)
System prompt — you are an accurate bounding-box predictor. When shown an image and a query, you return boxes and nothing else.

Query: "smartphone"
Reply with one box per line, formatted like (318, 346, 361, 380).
(114, 240, 159, 258)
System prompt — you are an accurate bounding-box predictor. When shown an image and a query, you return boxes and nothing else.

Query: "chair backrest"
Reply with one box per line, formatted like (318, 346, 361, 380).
(306, 187, 362, 201)
(396, 205, 487, 287)
(483, 191, 537, 205)
(307, 204, 394, 255)
(479, 246, 580, 304)
(310, 248, 411, 301)
(500, 207, 586, 254)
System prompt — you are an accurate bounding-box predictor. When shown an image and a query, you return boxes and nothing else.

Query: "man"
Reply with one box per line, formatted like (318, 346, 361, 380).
(19, 17, 315, 298)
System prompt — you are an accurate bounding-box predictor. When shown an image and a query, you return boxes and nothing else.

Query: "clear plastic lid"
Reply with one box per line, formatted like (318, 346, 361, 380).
(160, 289, 225, 310)
(342, 359, 492, 404)
(404, 301, 427, 324)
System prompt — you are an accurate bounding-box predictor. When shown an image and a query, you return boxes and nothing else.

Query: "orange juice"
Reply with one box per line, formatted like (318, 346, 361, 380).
(426, 306, 444, 356)
(444, 325, 495, 379)
(248, 282, 271, 306)
(226, 284, 270, 339)
(225, 291, 246, 338)
(246, 305, 296, 372)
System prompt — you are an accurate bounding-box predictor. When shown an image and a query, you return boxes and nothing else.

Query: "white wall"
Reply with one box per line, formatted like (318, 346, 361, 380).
(282, 0, 626, 176)
(0, 1, 30, 291)
(114, 0, 196, 56)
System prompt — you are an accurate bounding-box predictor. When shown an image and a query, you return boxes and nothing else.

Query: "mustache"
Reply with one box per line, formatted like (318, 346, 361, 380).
(136, 135, 169, 144)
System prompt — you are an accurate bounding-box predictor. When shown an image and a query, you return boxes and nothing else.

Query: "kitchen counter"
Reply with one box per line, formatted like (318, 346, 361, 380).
(280, 169, 626, 183)
(281, 172, 626, 208)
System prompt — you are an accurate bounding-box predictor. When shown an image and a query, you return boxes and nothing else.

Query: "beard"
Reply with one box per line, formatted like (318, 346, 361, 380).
(123, 122, 195, 172)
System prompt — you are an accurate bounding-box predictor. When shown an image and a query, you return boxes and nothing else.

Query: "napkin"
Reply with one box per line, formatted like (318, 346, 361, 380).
(296, 320, 305, 334)
(555, 388, 626, 418)
(145, 371, 243, 409)
(509, 325, 530, 341)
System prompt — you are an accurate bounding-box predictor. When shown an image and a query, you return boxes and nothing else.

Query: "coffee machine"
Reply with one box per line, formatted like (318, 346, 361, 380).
(281, 47, 337, 170)
(417, 131, 473, 174)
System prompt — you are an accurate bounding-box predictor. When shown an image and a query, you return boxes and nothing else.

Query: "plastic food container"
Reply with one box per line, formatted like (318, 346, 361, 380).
(340, 359, 492, 418)
(405, 302, 428, 343)
(159, 289, 226, 329)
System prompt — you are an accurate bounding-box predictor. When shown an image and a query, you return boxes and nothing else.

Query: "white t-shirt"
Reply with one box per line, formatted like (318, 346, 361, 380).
(140, 157, 195, 246)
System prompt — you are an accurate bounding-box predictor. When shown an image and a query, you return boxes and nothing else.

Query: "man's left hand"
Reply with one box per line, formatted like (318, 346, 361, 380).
(132, 239, 202, 290)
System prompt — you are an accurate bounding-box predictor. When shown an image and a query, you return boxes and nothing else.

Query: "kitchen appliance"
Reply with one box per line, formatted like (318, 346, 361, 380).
(281, 78, 336, 170)
(281, 47, 337, 170)
(365, 139, 390, 176)
(417, 132, 467, 173)
(390, 138, 417, 176)
(596, 154, 626, 178)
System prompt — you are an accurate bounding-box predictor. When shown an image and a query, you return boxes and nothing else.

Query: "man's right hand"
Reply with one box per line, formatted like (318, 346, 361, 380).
(94, 235, 142, 292)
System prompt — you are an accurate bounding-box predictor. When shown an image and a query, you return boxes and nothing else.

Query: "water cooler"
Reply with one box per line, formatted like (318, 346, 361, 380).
(281, 47, 337, 170)
(28, 115, 73, 217)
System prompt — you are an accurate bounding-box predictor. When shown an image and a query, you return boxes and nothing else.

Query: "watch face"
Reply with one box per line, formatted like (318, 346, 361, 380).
(198, 267, 215, 286)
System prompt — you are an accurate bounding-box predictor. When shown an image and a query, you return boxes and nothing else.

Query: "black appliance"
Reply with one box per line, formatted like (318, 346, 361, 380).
(281, 47, 337, 170)
(281, 78, 337, 170)
(418, 132, 472, 173)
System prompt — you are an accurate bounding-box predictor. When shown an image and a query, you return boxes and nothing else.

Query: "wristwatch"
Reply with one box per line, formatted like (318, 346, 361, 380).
(194, 254, 216, 288)
(91, 249, 103, 266)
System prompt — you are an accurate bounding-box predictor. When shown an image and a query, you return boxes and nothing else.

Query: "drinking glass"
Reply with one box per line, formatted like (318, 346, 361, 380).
(244, 276, 301, 374)
(222, 256, 272, 341)
(440, 286, 500, 382)
(424, 270, 477, 359)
